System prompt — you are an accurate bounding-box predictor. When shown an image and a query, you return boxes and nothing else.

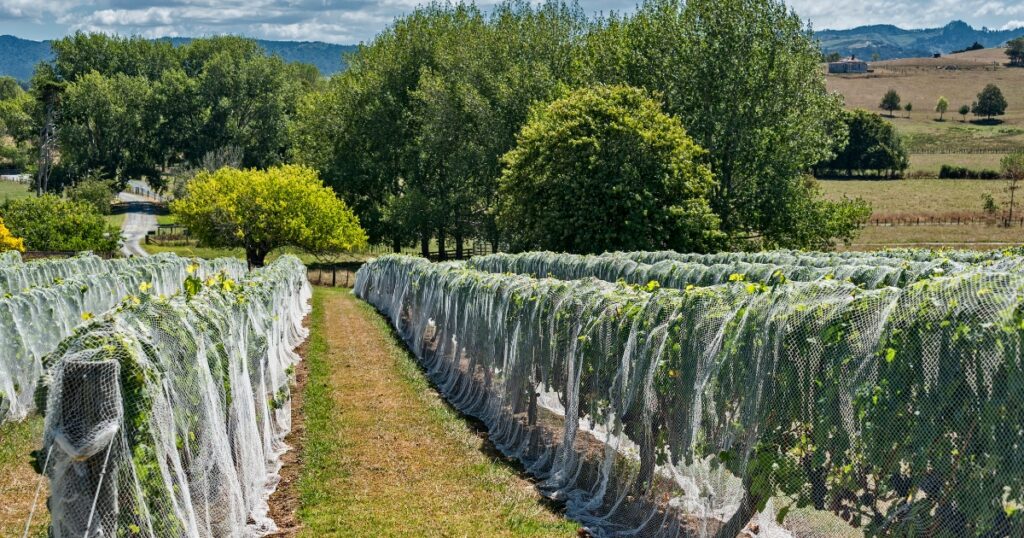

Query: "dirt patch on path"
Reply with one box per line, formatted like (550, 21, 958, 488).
(296, 287, 576, 537)
(266, 312, 312, 537)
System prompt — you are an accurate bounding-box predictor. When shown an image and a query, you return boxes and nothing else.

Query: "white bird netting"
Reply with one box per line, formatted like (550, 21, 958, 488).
(37, 254, 311, 538)
(0, 253, 247, 423)
(355, 251, 1024, 538)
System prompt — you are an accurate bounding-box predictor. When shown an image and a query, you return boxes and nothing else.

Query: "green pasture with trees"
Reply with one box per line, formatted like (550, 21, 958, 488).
(4, 0, 879, 257)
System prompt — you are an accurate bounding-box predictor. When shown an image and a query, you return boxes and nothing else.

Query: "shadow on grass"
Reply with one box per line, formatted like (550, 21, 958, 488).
(358, 295, 573, 520)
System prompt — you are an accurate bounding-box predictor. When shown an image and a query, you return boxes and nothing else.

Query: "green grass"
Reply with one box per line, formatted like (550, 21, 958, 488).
(0, 416, 48, 537)
(0, 180, 34, 202)
(104, 212, 126, 229)
(156, 213, 176, 226)
(907, 153, 1008, 175)
(143, 244, 370, 265)
(298, 288, 576, 537)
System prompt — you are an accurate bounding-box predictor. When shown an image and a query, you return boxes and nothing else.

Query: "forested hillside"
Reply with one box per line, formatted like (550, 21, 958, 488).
(818, 20, 1024, 60)
(0, 34, 355, 80)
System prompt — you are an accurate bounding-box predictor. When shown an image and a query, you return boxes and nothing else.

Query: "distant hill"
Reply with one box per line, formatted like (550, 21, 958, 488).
(818, 20, 1024, 61)
(0, 34, 357, 81)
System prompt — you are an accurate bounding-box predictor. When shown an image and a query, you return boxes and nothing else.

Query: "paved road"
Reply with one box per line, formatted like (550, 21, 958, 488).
(118, 191, 158, 257)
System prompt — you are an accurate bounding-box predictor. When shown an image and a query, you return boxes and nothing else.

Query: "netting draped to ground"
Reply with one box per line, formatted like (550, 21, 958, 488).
(356, 251, 1024, 538)
(37, 255, 311, 538)
(0, 253, 247, 423)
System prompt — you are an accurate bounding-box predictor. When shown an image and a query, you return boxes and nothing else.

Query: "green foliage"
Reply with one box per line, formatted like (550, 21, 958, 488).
(1007, 37, 1024, 67)
(818, 109, 909, 178)
(583, 0, 855, 249)
(940, 165, 1002, 180)
(0, 76, 22, 101)
(171, 164, 367, 266)
(58, 71, 159, 185)
(31, 33, 319, 187)
(880, 89, 901, 116)
(972, 84, 1008, 119)
(959, 104, 972, 121)
(1003, 150, 1024, 180)
(65, 176, 117, 215)
(496, 85, 722, 253)
(0, 194, 119, 252)
(936, 96, 949, 120)
(291, 1, 584, 253)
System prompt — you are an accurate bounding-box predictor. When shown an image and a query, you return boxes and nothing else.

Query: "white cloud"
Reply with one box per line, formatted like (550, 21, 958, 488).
(4, 1, 1024, 44)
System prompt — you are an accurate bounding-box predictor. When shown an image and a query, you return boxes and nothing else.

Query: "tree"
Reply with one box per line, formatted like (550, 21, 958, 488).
(817, 109, 909, 178)
(972, 84, 1008, 120)
(825, 52, 841, 62)
(58, 71, 160, 186)
(935, 96, 949, 121)
(959, 104, 971, 122)
(0, 195, 120, 252)
(496, 85, 722, 253)
(1002, 151, 1024, 225)
(65, 176, 117, 215)
(1006, 36, 1024, 67)
(0, 76, 22, 101)
(171, 164, 367, 267)
(583, 0, 861, 250)
(291, 1, 585, 252)
(880, 89, 901, 117)
(0, 217, 25, 253)
(904, 102, 912, 118)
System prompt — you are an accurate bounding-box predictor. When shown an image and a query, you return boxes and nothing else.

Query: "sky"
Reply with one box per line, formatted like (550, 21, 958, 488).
(1, 0, 1023, 44)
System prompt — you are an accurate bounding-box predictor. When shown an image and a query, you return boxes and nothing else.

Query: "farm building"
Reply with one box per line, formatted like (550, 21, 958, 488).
(828, 56, 869, 73)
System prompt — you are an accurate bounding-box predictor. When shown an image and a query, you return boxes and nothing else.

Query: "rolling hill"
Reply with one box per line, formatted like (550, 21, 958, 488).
(0, 35, 357, 80)
(818, 20, 1024, 61)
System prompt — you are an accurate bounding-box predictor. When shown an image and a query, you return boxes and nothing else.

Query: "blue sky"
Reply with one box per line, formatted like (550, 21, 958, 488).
(1, 1, 1022, 44)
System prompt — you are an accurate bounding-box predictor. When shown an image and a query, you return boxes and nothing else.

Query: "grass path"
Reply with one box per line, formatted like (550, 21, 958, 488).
(0, 416, 47, 537)
(293, 287, 576, 537)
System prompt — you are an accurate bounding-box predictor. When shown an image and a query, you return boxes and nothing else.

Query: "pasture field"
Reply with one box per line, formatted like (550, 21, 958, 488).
(819, 178, 1023, 248)
(826, 48, 1024, 172)
(0, 179, 33, 202)
(819, 178, 1003, 217)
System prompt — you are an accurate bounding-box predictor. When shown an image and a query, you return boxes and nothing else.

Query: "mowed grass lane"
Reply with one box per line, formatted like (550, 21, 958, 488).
(293, 287, 575, 537)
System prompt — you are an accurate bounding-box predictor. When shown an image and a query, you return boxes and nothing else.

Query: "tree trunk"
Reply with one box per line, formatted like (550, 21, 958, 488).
(455, 233, 464, 260)
(420, 232, 430, 259)
(437, 229, 447, 261)
(246, 248, 267, 269)
(392, 236, 402, 254)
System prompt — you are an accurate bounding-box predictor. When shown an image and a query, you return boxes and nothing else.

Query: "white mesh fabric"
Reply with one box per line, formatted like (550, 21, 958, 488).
(39, 255, 310, 538)
(0, 253, 247, 423)
(356, 253, 1024, 538)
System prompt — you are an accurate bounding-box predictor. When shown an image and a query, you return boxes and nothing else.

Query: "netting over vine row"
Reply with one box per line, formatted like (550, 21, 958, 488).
(356, 254, 1024, 538)
(37, 255, 310, 538)
(469, 251, 966, 289)
(0, 249, 22, 266)
(0, 253, 247, 423)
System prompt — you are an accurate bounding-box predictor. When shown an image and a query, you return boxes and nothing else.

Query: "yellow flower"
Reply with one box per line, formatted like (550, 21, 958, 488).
(139, 281, 153, 293)
(186, 263, 199, 275)
(81, 311, 94, 321)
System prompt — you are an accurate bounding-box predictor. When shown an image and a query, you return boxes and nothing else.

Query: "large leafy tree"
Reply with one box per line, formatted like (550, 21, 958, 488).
(171, 165, 367, 267)
(291, 1, 585, 254)
(1006, 36, 1024, 67)
(58, 71, 160, 186)
(972, 84, 1008, 120)
(497, 85, 722, 253)
(817, 109, 909, 178)
(584, 0, 860, 250)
